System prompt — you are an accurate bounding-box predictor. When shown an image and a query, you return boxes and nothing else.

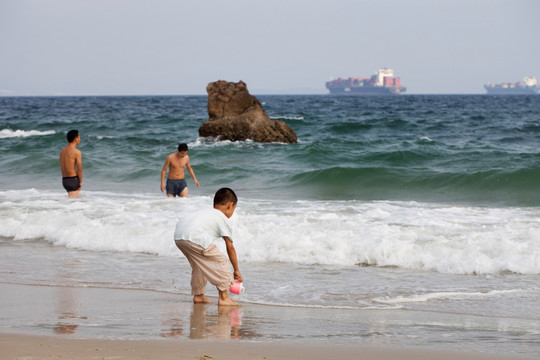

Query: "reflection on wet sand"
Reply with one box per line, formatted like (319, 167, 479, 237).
(54, 322, 79, 334)
(160, 306, 185, 338)
(54, 260, 86, 335)
(54, 287, 80, 334)
(189, 304, 242, 339)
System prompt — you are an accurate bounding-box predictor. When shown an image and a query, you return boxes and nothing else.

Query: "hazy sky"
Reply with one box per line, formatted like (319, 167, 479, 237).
(1, 0, 539, 95)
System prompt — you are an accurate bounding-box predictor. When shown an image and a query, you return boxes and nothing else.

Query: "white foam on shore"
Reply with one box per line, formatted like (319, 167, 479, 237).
(1, 189, 539, 275)
(372, 288, 534, 304)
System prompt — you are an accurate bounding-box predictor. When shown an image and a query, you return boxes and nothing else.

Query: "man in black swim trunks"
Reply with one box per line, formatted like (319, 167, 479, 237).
(59, 130, 83, 198)
(160, 143, 199, 197)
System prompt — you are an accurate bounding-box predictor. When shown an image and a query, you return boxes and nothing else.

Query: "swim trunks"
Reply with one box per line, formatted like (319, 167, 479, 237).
(166, 178, 187, 196)
(62, 176, 80, 192)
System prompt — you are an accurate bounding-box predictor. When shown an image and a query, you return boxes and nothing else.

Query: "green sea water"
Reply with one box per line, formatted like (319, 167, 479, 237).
(1, 95, 539, 206)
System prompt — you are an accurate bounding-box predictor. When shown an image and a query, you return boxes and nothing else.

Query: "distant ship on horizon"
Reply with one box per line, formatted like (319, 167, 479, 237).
(326, 68, 406, 95)
(484, 76, 539, 95)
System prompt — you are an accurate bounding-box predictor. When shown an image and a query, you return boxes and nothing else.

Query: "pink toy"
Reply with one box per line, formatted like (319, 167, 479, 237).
(229, 281, 245, 295)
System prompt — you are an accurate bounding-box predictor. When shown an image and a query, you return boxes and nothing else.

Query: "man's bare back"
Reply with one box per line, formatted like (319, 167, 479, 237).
(59, 130, 82, 198)
(161, 144, 199, 197)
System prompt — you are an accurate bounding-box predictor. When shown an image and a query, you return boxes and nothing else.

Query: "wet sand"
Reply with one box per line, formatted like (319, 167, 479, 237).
(0, 283, 536, 360)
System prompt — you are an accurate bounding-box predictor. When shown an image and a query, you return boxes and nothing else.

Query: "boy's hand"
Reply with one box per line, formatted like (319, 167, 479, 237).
(234, 270, 243, 282)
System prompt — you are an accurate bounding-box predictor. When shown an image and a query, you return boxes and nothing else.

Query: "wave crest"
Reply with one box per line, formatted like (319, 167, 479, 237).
(0, 129, 56, 138)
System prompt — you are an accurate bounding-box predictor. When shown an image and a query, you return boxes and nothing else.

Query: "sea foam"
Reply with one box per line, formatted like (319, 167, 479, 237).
(1, 189, 539, 275)
(0, 129, 56, 138)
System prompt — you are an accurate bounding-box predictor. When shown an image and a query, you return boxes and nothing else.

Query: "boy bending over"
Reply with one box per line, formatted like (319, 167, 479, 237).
(174, 188, 243, 306)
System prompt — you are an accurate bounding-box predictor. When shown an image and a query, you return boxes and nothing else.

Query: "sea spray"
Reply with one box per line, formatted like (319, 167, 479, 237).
(1, 190, 538, 275)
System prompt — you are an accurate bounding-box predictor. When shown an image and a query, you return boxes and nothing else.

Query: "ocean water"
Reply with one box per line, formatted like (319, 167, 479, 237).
(0, 95, 539, 354)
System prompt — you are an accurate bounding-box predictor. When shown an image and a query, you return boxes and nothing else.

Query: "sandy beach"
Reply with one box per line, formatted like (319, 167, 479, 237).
(0, 283, 537, 360)
(2, 332, 537, 360)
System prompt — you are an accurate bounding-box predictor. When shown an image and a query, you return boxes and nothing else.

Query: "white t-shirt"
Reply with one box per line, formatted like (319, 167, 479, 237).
(174, 208, 233, 249)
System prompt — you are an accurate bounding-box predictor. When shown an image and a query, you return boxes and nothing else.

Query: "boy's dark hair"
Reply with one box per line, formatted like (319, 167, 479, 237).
(178, 143, 188, 152)
(214, 188, 238, 206)
(67, 130, 79, 143)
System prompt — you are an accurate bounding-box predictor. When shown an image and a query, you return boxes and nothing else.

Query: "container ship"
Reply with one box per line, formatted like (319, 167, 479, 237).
(326, 68, 406, 95)
(484, 76, 539, 95)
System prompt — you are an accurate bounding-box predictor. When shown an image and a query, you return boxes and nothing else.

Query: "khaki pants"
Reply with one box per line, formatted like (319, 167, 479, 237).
(175, 240, 234, 295)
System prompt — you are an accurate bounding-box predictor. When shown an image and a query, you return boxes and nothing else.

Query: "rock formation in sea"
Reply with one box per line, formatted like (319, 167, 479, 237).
(198, 80, 297, 143)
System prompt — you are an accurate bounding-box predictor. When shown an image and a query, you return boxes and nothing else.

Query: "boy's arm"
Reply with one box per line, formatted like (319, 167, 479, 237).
(160, 157, 170, 192)
(186, 157, 199, 187)
(224, 236, 243, 282)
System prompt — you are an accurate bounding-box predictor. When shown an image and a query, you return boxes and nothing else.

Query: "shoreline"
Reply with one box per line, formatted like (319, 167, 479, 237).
(0, 283, 538, 359)
(1, 333, 536, 360)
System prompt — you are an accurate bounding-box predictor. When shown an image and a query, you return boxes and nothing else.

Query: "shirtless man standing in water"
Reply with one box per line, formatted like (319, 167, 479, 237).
(161, 143, 199, 197)
(59, 130, 83, 198)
